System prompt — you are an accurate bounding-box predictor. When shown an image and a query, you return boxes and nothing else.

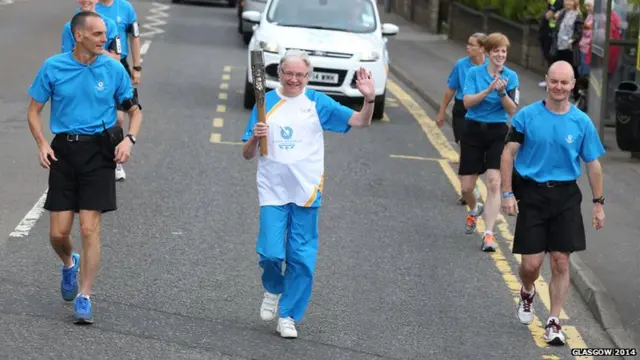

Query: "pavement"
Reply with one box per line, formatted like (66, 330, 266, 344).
(380, 10, 640, 352)
(0, 0, 632, 358)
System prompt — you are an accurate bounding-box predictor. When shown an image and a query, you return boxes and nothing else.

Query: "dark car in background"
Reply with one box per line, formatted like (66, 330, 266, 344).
(237, 0, 267, 44)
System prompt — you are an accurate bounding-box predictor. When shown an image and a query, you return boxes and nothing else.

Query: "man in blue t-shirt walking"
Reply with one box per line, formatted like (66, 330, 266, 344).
(500, 61, 605, 346)
(27, 11, 143, 325)
(96, 0, 142, 181)
(61, 0, 121, 62)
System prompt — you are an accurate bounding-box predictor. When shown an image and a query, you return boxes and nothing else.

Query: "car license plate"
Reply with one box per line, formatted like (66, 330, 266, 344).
(312, 72, 339, 84)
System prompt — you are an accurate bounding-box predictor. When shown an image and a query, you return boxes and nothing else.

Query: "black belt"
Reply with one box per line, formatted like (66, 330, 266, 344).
(465, 119, 506, 129)
(56, 133, 101, 142)
(523, 178, 577, 188)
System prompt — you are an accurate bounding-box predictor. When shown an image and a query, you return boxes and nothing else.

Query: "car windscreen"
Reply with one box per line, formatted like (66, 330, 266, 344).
(266, 0, 377, 34)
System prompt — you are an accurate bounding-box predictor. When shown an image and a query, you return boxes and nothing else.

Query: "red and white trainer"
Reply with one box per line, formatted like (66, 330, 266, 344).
(517, 285, 536, 325)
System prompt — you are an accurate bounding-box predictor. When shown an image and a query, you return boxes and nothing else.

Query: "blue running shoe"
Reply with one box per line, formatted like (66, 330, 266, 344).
(73, 295, 94, 324)
(61, 253, 80, 301)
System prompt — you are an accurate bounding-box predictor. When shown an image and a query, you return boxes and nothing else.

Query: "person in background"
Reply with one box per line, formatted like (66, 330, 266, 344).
(61, 0, 120, 62)
(585, 8, 622, 77)
(539, 0, 564, 88)
(436, 32, 487, 206)
(578, 0, 593, 78)
(96, 0, 142, 182)
(550, 0, 583, 100)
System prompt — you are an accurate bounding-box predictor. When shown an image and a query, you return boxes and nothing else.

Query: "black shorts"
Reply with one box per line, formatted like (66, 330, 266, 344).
(44, 133, 117, 213)
(451, 98, 467, 144)
(512, 175, 586, 254)
(458, 119, 508, 176)
(116, 58, 132, 112)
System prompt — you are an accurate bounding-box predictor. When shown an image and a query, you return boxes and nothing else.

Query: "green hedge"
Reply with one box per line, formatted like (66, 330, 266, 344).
(454, 0, 640, 47)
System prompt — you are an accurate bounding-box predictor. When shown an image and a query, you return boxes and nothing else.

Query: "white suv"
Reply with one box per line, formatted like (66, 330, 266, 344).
(241, 0, 398, 119)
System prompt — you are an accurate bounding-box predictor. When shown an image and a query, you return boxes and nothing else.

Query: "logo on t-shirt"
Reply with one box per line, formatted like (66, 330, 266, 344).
(280, 126, 293, 139)
(96, 81, 105, 92)
(277, 126, 298, 150)
(566, 134, 574, 144)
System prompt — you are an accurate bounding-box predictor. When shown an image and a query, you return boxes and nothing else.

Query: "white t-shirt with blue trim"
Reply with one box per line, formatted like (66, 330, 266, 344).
(242, 87, 354, 208)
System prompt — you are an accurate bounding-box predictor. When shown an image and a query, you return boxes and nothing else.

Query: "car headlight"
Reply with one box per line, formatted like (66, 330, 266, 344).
(258, 41, 279, 53)
(359, 51, 380, 62)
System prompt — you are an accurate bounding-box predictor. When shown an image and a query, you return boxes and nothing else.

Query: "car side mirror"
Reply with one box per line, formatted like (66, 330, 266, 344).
(381, 23, 399, 36)
(242, 11, 262, 24)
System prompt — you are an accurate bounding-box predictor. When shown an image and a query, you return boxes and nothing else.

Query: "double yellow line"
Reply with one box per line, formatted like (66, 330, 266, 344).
(210, 66, 245, 145)
(386, 79, 592, 359)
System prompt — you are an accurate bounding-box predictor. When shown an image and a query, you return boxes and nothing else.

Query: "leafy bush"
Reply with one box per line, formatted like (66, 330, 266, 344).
(625, 1, 640, 42)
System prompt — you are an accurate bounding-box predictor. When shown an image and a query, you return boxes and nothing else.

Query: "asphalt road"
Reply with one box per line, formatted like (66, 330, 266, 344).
(379, 11, 640, 348)
(0, 0, 623, 359)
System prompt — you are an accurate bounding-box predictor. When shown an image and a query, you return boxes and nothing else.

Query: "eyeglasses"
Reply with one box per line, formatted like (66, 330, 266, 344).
(280, 70, 308, 79)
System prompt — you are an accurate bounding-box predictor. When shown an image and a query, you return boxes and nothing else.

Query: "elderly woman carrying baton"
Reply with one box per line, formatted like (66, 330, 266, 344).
(241, 49, 375, 338)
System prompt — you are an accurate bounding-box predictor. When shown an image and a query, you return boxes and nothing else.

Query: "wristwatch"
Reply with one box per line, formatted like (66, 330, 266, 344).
(126, 134, 136, 144)
(592, 196, 605, 205)
(133, 65, 142, 71)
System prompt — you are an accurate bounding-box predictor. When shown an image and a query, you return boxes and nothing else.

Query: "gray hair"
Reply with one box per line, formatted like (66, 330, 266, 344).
(470, 32, 487, 47)
(278, 49, 314, 75)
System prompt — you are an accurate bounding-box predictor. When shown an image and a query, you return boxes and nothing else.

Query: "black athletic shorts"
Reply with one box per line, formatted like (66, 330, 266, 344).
(512, 174, 586, 254)
(458, 119, 508, 176)
(451, 98, 467, 144)
(116, 58, 132, 112)
(44, 133, 117, 213)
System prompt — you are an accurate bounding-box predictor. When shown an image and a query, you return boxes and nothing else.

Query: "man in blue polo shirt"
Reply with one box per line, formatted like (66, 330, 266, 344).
(61, 0, 121, 62)
(26, 11, 143, 325)
(500, 60, 605, 346)
(96, 0, 142, 181)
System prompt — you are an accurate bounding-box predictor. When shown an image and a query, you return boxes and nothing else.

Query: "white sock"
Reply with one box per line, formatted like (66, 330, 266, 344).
(523, 285, 535, 296)
(484, 230, 493, 236)
(65, 257, 75, 269)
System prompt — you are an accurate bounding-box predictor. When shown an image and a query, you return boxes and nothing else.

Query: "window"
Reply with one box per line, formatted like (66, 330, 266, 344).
(266, 0, 377, 33)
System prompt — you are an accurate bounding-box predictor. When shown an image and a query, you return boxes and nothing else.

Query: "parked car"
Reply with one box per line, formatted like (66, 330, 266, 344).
(237, 0, 267, 45)
(171, 0, 236, 7)
(241, 0, 398, 120)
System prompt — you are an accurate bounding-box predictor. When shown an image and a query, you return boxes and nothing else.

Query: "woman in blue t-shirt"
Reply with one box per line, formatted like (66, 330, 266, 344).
(436, 32, 487, 206)
(460, 32, 520, 252)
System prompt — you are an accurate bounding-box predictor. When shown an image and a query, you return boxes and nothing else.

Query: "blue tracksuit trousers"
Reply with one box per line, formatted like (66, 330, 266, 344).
(257, 204, 319, 322)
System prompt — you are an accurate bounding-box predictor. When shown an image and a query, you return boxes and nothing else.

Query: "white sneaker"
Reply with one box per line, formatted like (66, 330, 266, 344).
(260, 292, 280, 321)
(517, 285, 535, 325)
(277, 317, 298, 338)
(115, 164, 126, 181)
(544, 317, 566, 345)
